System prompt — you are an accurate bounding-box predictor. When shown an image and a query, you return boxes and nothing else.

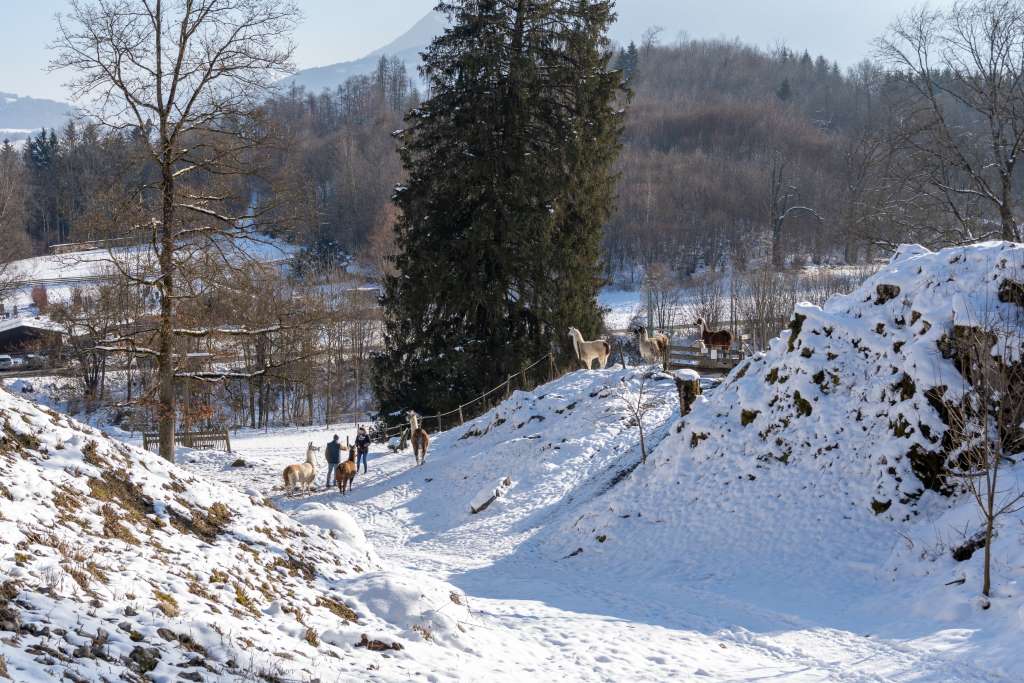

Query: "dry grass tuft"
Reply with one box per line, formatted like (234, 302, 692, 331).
(316, 596, 357, 623)
(153, 589, 180, 617)
(101, 504, 140, 545)
(303, 627, 320, 647)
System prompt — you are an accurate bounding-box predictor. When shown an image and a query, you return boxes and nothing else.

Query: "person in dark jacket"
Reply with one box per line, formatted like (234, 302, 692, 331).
(355, 426, 371, 474)
(324, 434, 341, 489)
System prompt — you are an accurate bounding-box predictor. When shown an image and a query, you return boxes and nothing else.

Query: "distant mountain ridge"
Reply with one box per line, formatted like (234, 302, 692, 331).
(282, 11, 446, 93)
(0, 92, 74, 141)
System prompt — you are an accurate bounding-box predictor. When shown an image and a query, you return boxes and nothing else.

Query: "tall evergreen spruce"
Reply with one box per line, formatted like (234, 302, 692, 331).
(373, 0, 625, 416)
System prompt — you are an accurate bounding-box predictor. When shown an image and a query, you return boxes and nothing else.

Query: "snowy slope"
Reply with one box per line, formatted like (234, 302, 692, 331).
(179, 366, 1008, 679)
(556, 241, 1024, 677)
(3, 234, 296, 310)
(0, 389, 530, 682)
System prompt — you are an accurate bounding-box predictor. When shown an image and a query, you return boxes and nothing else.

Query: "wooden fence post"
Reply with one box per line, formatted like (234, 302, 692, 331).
(673, 369, 702, 418)
(224, 429, 232, 453)
(458, 405, 464, 425)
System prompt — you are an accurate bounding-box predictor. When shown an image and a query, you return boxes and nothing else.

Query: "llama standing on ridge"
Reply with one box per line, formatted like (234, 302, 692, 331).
(696, 317, 733, 350)
(568, 326, 610, 370)
(634, 326, 669, 364)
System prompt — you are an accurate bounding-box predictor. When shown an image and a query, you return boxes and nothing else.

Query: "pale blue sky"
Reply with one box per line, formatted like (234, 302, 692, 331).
(1, 0, 949, 101)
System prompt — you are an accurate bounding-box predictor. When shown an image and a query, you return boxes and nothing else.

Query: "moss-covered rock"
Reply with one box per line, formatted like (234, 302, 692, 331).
(793, 391, 812, 418)
(998, 278, 1024, 307)
(875, 284, 900, 305)
(892, 373, 916, 402)
(787, 313, 806, 352)
(907, 444, 954, 495)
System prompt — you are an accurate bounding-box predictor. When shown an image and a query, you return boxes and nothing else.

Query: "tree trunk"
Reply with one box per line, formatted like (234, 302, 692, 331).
(983, 514, 993, 597)
(999, 193, 1018, 242)
(157, 161, 177, 462)
(771, 218, 784, 270)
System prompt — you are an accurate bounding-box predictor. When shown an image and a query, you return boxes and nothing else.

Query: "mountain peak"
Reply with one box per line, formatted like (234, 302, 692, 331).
(283, 11, 446, 94)
(368, 11, 446, 59)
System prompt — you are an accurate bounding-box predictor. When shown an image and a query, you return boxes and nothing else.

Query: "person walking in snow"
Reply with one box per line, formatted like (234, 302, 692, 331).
(324, 434, 342, 489)
(355, 426, 371, 474)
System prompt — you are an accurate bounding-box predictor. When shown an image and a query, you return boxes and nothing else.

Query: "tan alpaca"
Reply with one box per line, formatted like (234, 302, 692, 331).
(408, 411, 430, 466)
(283, 442, 320, 494)
(568, 326, 610, 370)
(336, 447, 358, 494)
(635, 326, 669, 364)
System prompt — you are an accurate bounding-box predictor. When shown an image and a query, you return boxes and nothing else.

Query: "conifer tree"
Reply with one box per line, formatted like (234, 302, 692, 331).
(373, 0, 625, 415)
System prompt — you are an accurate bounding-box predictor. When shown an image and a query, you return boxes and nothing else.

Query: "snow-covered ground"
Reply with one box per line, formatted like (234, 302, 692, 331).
(170, 368, 1012, 680)
(5, 241, 1022, 681)
(2, 234, 296, 310)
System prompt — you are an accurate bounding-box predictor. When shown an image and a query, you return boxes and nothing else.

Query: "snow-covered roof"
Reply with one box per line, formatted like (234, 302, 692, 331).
(0, 315, 62, 335)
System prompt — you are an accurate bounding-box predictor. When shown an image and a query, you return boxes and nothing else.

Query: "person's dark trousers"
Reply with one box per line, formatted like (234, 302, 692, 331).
(356, 451, 368, 473)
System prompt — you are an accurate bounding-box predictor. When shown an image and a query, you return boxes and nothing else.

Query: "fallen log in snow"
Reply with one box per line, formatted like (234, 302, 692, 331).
(470, 477, 513, 514)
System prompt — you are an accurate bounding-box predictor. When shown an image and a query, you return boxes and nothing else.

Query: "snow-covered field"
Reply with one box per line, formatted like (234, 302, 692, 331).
(1, 234, 296, 310)
(4, 241, 1023, 681)
(161, 365, 1012, 681)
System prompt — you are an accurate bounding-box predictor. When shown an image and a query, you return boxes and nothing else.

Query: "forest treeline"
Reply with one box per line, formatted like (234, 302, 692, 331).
(1, 34, 1017, 281)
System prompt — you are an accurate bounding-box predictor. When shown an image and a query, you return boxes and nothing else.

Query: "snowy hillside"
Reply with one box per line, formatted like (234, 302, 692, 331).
(5, 241, 1021, 681)
(558, 241, 1024, 677)
(2, 234, 295, 311)
(0, 389, 526, 682)
(0, 93, 73, 138)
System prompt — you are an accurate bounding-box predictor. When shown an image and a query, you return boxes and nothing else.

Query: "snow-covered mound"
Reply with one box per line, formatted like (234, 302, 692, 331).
(0, 390, 489, 681)
(550, 242, 1024, 673)
(411, 369, 680, 543)
(677, 241, 1023, 516)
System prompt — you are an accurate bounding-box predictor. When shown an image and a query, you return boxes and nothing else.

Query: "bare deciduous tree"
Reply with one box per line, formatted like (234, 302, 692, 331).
(52, 0, 299, 460)
(643, 262, 682, 332)
(878, 0, 1024, 243)
(613, 373, 661, 464)
(739, 268, 798, 351)
(767, 152, 823, 270)
(692, 273, 725, 331)
(0, 141, 32, 306)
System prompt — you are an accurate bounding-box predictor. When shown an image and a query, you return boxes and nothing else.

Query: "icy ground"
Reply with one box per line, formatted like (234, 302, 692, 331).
(172, 368, 1007, 682)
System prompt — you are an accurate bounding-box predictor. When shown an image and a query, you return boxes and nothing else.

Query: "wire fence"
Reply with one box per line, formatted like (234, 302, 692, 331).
(376, 352, 566, 441)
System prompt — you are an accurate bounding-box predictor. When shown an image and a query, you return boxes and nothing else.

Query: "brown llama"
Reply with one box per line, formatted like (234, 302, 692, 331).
(696, 317, 733, 350)
(336, 447, 358, 494)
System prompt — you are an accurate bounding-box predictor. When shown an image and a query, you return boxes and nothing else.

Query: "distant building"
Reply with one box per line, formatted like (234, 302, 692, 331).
(0, 317, 64, 355)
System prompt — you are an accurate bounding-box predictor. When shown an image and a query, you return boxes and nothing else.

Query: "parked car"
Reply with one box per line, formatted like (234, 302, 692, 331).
(22, 354, 47, 369)
(0, 355, 14, 370)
